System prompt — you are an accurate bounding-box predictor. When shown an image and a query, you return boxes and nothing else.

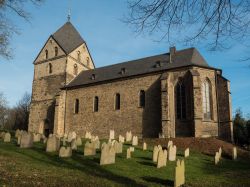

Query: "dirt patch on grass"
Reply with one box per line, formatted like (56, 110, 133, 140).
(141, 137, 250, 159)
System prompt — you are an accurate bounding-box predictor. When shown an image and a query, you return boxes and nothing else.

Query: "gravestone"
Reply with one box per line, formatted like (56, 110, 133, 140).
(113, 141, 123, 154)
(157, 149, 167, 168)
(129, 146, 134, 152)
(85, 131, 92, 139)
(76, 137, 82, 146)
(33, 133, 41, 142)
(20, 132, 33, 148)
(143, 142, 147, 150)
(119, 135, 125, 143)
(174, 159, 185, 187)
(68, 131, 77, 142)
(59, 146, 72, 158)
(46, 135, 60, 152)
(84, 141, 96, 156)
(109, 130, 115, 140)
(132, 136, 138, 146)
(168, 145, 177, 161)
(215, 152, 220, 165)
(3, 132, 11, 142)
(218, 147, 222, 158)
(168, 140, 173, 148)
(127, 148, 131, 159)
(232, 147, 237, 160)
(15, 129, 21, 138)
(0, 132, 5, 139)
(126, 131, 132, 142)
(92, 138, 100, 149)
(184, 148, 189, 158)
(100, 143, 116, 165)
(153, 146, 160, 162)
(71, 139, 77, 150)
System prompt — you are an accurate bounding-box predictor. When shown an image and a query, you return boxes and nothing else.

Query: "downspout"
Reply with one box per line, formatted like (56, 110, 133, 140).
(63, 58, 68, 134)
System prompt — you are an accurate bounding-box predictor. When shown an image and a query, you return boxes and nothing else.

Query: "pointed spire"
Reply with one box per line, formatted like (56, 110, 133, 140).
(67, 0, 71, 22)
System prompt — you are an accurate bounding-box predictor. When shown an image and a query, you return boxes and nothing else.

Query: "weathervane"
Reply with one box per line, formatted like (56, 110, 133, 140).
(67, 0, 71, 22)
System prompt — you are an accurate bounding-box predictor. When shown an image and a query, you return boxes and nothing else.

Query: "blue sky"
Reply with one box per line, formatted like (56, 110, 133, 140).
(0, 0, 250, 117)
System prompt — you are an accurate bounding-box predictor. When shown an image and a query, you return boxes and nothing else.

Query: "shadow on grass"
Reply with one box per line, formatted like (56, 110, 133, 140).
(141, 176, 174, 186)
(9, 144, 146, 187)
(136, 156, 152, 161)
(137, 161, 155, 167)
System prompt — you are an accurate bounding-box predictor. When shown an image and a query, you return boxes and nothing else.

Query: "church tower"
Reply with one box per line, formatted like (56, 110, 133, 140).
(28, 21, 95, 136)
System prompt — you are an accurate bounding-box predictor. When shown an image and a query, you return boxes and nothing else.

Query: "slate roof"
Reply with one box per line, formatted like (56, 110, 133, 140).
(52, 22, 85, 54)
(64, 47, 217, 89)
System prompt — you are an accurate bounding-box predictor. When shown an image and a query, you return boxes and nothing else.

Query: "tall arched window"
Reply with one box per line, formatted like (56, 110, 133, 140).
(45, 49, 48, 59)
(55, 47, 58, 57)
(176, 81, 186, 119)
(48, 63, 52, 74)
(115, 93, 120, 110)
(202, 79, 212, 120)
(94, 96, 99, 112)
(74, 64, 78, 75)
(139, 90, 145, 108)
(74, 99, 79, 114)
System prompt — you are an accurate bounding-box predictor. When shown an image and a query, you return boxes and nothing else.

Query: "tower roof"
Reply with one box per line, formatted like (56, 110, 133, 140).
(52, 22, 85, 54)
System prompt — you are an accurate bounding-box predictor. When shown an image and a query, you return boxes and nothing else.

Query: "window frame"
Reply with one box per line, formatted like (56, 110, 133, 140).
(139, 90, 146, 108)
(93, 96, 99, 112)
(74, 99, 79, 114)
(202, 78, 213, 120)
(175, 81, 187, 120)
(114, 93, 121, 110)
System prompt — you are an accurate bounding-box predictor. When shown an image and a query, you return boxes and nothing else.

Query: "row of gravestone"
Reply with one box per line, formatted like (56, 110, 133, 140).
(214, 146, 237, 165)
(0, 132, 11, 142)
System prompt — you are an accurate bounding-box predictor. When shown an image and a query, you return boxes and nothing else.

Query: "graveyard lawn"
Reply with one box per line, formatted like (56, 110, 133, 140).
(0, 139, 250, 187)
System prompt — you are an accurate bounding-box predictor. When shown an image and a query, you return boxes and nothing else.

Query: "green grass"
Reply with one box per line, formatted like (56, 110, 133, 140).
(0, 139, 250, 187)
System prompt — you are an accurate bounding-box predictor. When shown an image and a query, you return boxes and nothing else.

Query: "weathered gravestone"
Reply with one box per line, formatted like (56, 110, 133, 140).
(76, 137, 82, 146)
(68, 131, 77, 142)
(20, 132, 33, 148)
(46, 135, 60, 152)
(109, 130, 115, 140)
(174, 159, 185, 187)
(85, 131, 92, 139)
(59, 146, 72, 158)
(33, 133, 41, 142)
(143, 142, 147, 151)
(232, 147, 237, 160)
(184, 148, 189, 158)
(15, 129, 21, 138)
(214, 152, 220, 165)
(218, 147, 222, 158)
(126, 131, 132, 142)
(168, 145, 177, 161)
(84, 141, 96, 156)
(119, 135, 125, 143)
(132, 136, 138, 146)
(113, 141, 123, 154)
(71, 139, 77, 150)
(92, 138, 100, 149)
(168, 140, 173, 148)
(153, 145, 161, 162)
(126, 148, 131, 159)
(3, 132, 11, 142)
(129, 146, 134, 152)
(157, 149, 167, 168)
(100, 142, 116, 165)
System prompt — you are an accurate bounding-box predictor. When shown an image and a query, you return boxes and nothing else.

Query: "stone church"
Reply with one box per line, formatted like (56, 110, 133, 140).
(28, 21, 233, 141)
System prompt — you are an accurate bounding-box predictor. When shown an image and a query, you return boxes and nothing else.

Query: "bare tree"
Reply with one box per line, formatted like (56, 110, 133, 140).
(125, 0, 250, 50)
(0, 92, 8, 129)
(0, 0, 43, 59)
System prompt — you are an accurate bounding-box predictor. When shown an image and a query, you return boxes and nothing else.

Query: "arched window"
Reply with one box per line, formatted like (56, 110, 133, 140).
(45, 49, 48, 59)
(74, 99, 79, 114)
(202, 79, 212, 120)
(94, 96, 99, 112)
(74, 64, 78, 75)
(115, 93, 120, 110)
(176, 81, 186, 119)
(139, 90, 145, 108)
(48, 63, 52, 74)
(55, 47, 58, 57)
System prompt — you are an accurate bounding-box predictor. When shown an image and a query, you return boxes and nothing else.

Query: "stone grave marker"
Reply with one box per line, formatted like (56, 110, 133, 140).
(126, 131, 132, 142)
(143, 142, 147, 151)
(20, 132, 33, 148)
(46, 135, 60, 152)
(132, 136, 138, 146)
(110, 130, 115, 140)
(100, 142, 116, 165)
(84, 141, 96, 156)
(174, 159, 185, 187)
(184, 148, 189, 158)
(168, 145, 177, 161)
(232, 147, 237, 160)
(59, 146, 72, 158)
